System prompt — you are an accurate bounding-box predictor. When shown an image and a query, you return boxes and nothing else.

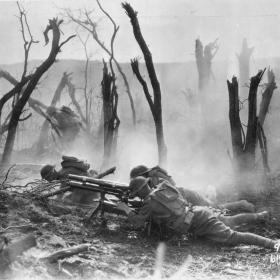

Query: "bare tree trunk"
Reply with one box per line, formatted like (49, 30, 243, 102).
(0, 73, 31, 145)
(227, 69, 267, 176)
(1, 18, 75, 164)
(123, 3, 167, 167)
(256, 69, 276, 174)
(243, 70, 265, 170)
(154, 116, 167, 166)
(101, 62, 119, 168)
(195, 38, 218, 91)
(67, 1, 136, 126)
(227, 76, 244, 172)
(258, 69, 277, 126)
(257, 123, 270, 173)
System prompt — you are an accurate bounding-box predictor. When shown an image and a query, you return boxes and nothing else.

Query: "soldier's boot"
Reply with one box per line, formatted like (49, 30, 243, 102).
(228, 231, 276, 249)
(219, 211, 270, 230)
(256, 210, 270, 222)
(219, 200, 255, 213)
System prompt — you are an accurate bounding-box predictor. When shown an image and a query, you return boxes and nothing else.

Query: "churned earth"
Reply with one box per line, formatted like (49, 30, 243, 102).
(0, 165, 280, 280)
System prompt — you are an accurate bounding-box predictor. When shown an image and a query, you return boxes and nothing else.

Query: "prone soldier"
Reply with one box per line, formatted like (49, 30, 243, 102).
(116, 177, 275, 249)
(40, 155, 99, 204)
(130, 165, 255, 213)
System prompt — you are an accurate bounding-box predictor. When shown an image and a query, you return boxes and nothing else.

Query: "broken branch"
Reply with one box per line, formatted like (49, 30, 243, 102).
(41, 243, 90, 263)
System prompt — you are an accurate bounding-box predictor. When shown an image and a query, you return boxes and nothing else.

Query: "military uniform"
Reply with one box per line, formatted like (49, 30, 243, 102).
(128, 180, 193, 233)
(136, 165, 254, 212)
(128, 179, 275, 248)
(131, 165, 214, 207)
(41, 156, 99, 204)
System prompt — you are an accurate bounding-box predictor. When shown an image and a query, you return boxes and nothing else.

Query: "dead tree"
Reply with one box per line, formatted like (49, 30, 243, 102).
(35, 72, 88, 155)
(0, 6, 75, 164)
(227, 68, 275, 175)
(243, 70, 263, 169)
(66, 0, 136, 126)
(258, 68, 277, 126)
(237, 39, 254, 98)
(0, 74, 30, 144)
(101, 61, 120, 168)
(258, 69, 277, 172)
(227, 76, 243, 170)
(76, 33, 95, 133)
(123, 2, 167, 167)
(195, 38, 218, 91)
(36, 72, 72, 154)
(29, 98, 82, 152)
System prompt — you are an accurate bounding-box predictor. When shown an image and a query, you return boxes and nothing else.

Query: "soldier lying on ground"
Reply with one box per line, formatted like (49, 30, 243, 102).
(130, 165, 255, 213)
(40, 155, 99, 204)
(116, 177, 275, 249)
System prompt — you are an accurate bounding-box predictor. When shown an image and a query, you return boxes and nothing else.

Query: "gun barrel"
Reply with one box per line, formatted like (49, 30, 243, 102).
(68, 174, 129, 189)
(69, 180, 125, 197)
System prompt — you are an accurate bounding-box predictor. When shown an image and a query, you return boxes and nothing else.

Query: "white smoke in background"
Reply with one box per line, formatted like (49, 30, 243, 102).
(116, 126, 158, 181)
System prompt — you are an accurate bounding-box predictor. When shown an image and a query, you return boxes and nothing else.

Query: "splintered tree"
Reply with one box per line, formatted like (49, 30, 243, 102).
(227, 68, 276, 178)
(0, 70, 31, 141)
(29, 99, 82, 154)
(195, 38, 218, 91)
(122, 2, 167, 167)
(258, 69, 277, 171)
(35, 72, 72, 154)
(101, 61, 120, 168)
(66, 0, 136, 126)
(0, 4, 75, 164)
(237, 39, 254, 98)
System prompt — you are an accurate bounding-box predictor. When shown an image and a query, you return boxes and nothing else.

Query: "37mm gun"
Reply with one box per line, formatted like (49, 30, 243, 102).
(67, 174, 142, 221)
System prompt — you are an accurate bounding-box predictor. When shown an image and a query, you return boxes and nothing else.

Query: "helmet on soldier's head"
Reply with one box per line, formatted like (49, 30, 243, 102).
(129, 176, 150, 197)
(130, 165, 150, 179)
(40, 164, 56, 181)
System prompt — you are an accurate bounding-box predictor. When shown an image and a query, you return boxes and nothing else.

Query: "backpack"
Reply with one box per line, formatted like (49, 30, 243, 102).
(60, 155, 90, 172)
(150, 180, 187, 217)
(149, 166, 176, 186)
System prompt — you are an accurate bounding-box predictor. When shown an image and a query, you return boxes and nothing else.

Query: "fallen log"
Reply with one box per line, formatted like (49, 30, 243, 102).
(41, 243, 90, 263)
(0, 234, 37, 271)
(0, 223, 35, 234)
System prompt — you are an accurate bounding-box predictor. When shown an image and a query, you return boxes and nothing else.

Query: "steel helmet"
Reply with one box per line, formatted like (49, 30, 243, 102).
(40, 164, 55, 179)
(129, 176, 150, 197)
(130, 165, 150, 179)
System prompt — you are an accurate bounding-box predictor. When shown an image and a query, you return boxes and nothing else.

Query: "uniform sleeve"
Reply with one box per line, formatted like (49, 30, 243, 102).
(127, 202, 151, 228)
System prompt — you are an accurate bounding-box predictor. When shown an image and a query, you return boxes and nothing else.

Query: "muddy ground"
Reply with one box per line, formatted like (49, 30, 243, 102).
(1, 166, 280, 280)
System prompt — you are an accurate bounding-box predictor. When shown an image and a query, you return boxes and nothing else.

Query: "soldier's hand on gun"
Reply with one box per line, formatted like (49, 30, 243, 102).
(115, 202, 132, 215)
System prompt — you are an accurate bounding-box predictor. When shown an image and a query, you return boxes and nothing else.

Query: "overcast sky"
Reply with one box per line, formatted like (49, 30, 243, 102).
(0, 0, 280, 64)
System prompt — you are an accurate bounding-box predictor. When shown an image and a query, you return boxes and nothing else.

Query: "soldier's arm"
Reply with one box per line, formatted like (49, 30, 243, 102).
(116, 201, 151, 228)
(127, 203, 151, 228)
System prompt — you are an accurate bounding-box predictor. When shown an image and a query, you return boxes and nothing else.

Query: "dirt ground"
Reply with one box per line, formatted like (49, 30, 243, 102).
(1, 166, 280, 280)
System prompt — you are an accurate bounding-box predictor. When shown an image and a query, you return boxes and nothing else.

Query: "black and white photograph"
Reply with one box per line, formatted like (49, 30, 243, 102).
(0, 0, 280, 279)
